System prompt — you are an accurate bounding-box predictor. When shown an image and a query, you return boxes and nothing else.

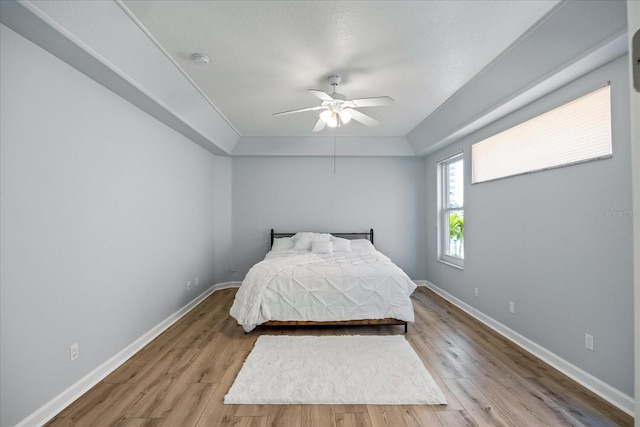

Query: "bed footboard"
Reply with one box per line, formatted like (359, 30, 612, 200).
(262, 318, 407, 333)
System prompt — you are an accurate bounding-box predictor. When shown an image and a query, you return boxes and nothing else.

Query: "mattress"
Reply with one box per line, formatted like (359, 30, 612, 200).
(230, 239, 416, 332)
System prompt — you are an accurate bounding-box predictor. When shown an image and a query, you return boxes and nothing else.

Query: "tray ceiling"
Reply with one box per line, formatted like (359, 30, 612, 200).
(121, 1, 560, 137)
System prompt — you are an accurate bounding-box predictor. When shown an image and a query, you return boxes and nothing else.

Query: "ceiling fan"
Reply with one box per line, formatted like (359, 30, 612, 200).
(273, 75, 394, 132)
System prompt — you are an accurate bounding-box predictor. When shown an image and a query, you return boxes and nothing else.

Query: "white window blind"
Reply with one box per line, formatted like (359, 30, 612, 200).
(472, 85, 612, 184)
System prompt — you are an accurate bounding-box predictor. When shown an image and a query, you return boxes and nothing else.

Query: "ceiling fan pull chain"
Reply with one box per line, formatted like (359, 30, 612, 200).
(333, 113, 341, 174)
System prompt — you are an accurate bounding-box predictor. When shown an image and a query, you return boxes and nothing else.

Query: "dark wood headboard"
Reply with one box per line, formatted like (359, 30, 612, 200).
(270, 229, 374, 247)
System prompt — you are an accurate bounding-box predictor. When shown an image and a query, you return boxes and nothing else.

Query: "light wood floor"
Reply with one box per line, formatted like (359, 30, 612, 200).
(46, 287, 633, 427)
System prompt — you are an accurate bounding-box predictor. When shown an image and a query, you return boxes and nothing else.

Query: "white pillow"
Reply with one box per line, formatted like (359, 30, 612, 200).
(272, 237, 294, 251)
(350, 239, 375, 252)
(292, 232, 331, 250)
(331, 237, 352, 252)
(311, 240, 333, 254)
(291, 232, 330, 241)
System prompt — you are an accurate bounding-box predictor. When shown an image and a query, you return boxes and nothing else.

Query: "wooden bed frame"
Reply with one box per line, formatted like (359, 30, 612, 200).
(263, 228, 408, 333)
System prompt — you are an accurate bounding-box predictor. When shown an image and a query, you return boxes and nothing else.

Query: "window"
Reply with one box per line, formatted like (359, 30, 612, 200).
(472, 85, 612, 184)
(438, 153, 464, 268)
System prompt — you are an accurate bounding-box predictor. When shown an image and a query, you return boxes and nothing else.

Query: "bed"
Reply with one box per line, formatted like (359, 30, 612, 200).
(229, 229, 416, 333)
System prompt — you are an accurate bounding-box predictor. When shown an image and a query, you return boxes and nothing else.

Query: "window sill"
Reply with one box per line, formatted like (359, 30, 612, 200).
(438, 258, 464, 270)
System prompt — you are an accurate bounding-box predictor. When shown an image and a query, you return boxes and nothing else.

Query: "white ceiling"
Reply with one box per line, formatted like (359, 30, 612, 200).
(120, 0, 560, 137)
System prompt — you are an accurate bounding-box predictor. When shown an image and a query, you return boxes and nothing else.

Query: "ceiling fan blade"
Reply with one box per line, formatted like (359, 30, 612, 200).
(347, 108, 380, 127)
(273, 106, 324, 116)
(312, 117, 327, 132)
(308, 89, 334, 101)
(349, 96, 394, 108)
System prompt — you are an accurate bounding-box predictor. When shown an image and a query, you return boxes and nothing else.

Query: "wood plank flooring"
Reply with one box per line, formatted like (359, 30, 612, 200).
(46, 287, 633, 426)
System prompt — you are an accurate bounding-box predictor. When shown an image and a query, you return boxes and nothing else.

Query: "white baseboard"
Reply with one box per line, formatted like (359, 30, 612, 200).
(17, 281, 243, 427)
(212, 281, 242, 290)
(417, 280, 635, 417)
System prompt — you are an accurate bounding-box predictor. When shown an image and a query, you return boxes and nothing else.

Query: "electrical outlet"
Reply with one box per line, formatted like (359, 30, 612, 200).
(195, 277, 199, 286)
(474, 288, 478, 297)
(509, 301, 515, 313)
(585, 333, 594, 351)
(187, 281, 192, 290)
(70, 343, 79, 361)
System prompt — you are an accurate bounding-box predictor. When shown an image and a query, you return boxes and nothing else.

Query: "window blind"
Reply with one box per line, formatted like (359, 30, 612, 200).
(472, 85, 612, 184)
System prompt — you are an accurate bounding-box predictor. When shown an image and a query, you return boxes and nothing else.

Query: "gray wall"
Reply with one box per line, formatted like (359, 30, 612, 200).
(425, 55, 634, 396)
(214, 155, 233, 284)
(231, 156, 426, 280)
(0, 25, 231, 426)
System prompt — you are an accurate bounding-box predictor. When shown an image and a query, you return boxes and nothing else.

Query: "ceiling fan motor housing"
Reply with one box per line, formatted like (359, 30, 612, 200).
(328, 75, 342, 87)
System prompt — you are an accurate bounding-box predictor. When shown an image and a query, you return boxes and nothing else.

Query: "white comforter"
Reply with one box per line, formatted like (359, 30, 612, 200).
(230, 241, 416, 332)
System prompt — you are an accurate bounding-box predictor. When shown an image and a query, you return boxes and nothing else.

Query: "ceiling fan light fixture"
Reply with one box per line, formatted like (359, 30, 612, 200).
(320, 109, 333, 122)
(320, 109, 338, 127)
(339, 109, 352, 124)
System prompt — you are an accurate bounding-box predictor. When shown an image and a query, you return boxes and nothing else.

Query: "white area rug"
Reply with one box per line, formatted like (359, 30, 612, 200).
(224, 335, 447, 405)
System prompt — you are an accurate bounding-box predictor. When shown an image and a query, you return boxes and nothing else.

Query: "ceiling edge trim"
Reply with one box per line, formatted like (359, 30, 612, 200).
(114, 0, 241, 138)
(232, 136, 417, 157)
(408, 0, 628, 157)
(419, 0, 569, 126)
(417, 32, 629, 157)
(0, 0, 238, 156)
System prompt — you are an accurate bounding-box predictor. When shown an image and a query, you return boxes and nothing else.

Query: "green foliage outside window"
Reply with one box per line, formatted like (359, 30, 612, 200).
(449, 212, 464, 242)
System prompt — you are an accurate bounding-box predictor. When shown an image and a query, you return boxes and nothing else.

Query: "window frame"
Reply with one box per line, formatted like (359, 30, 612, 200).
(437, 152, 464, 269)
